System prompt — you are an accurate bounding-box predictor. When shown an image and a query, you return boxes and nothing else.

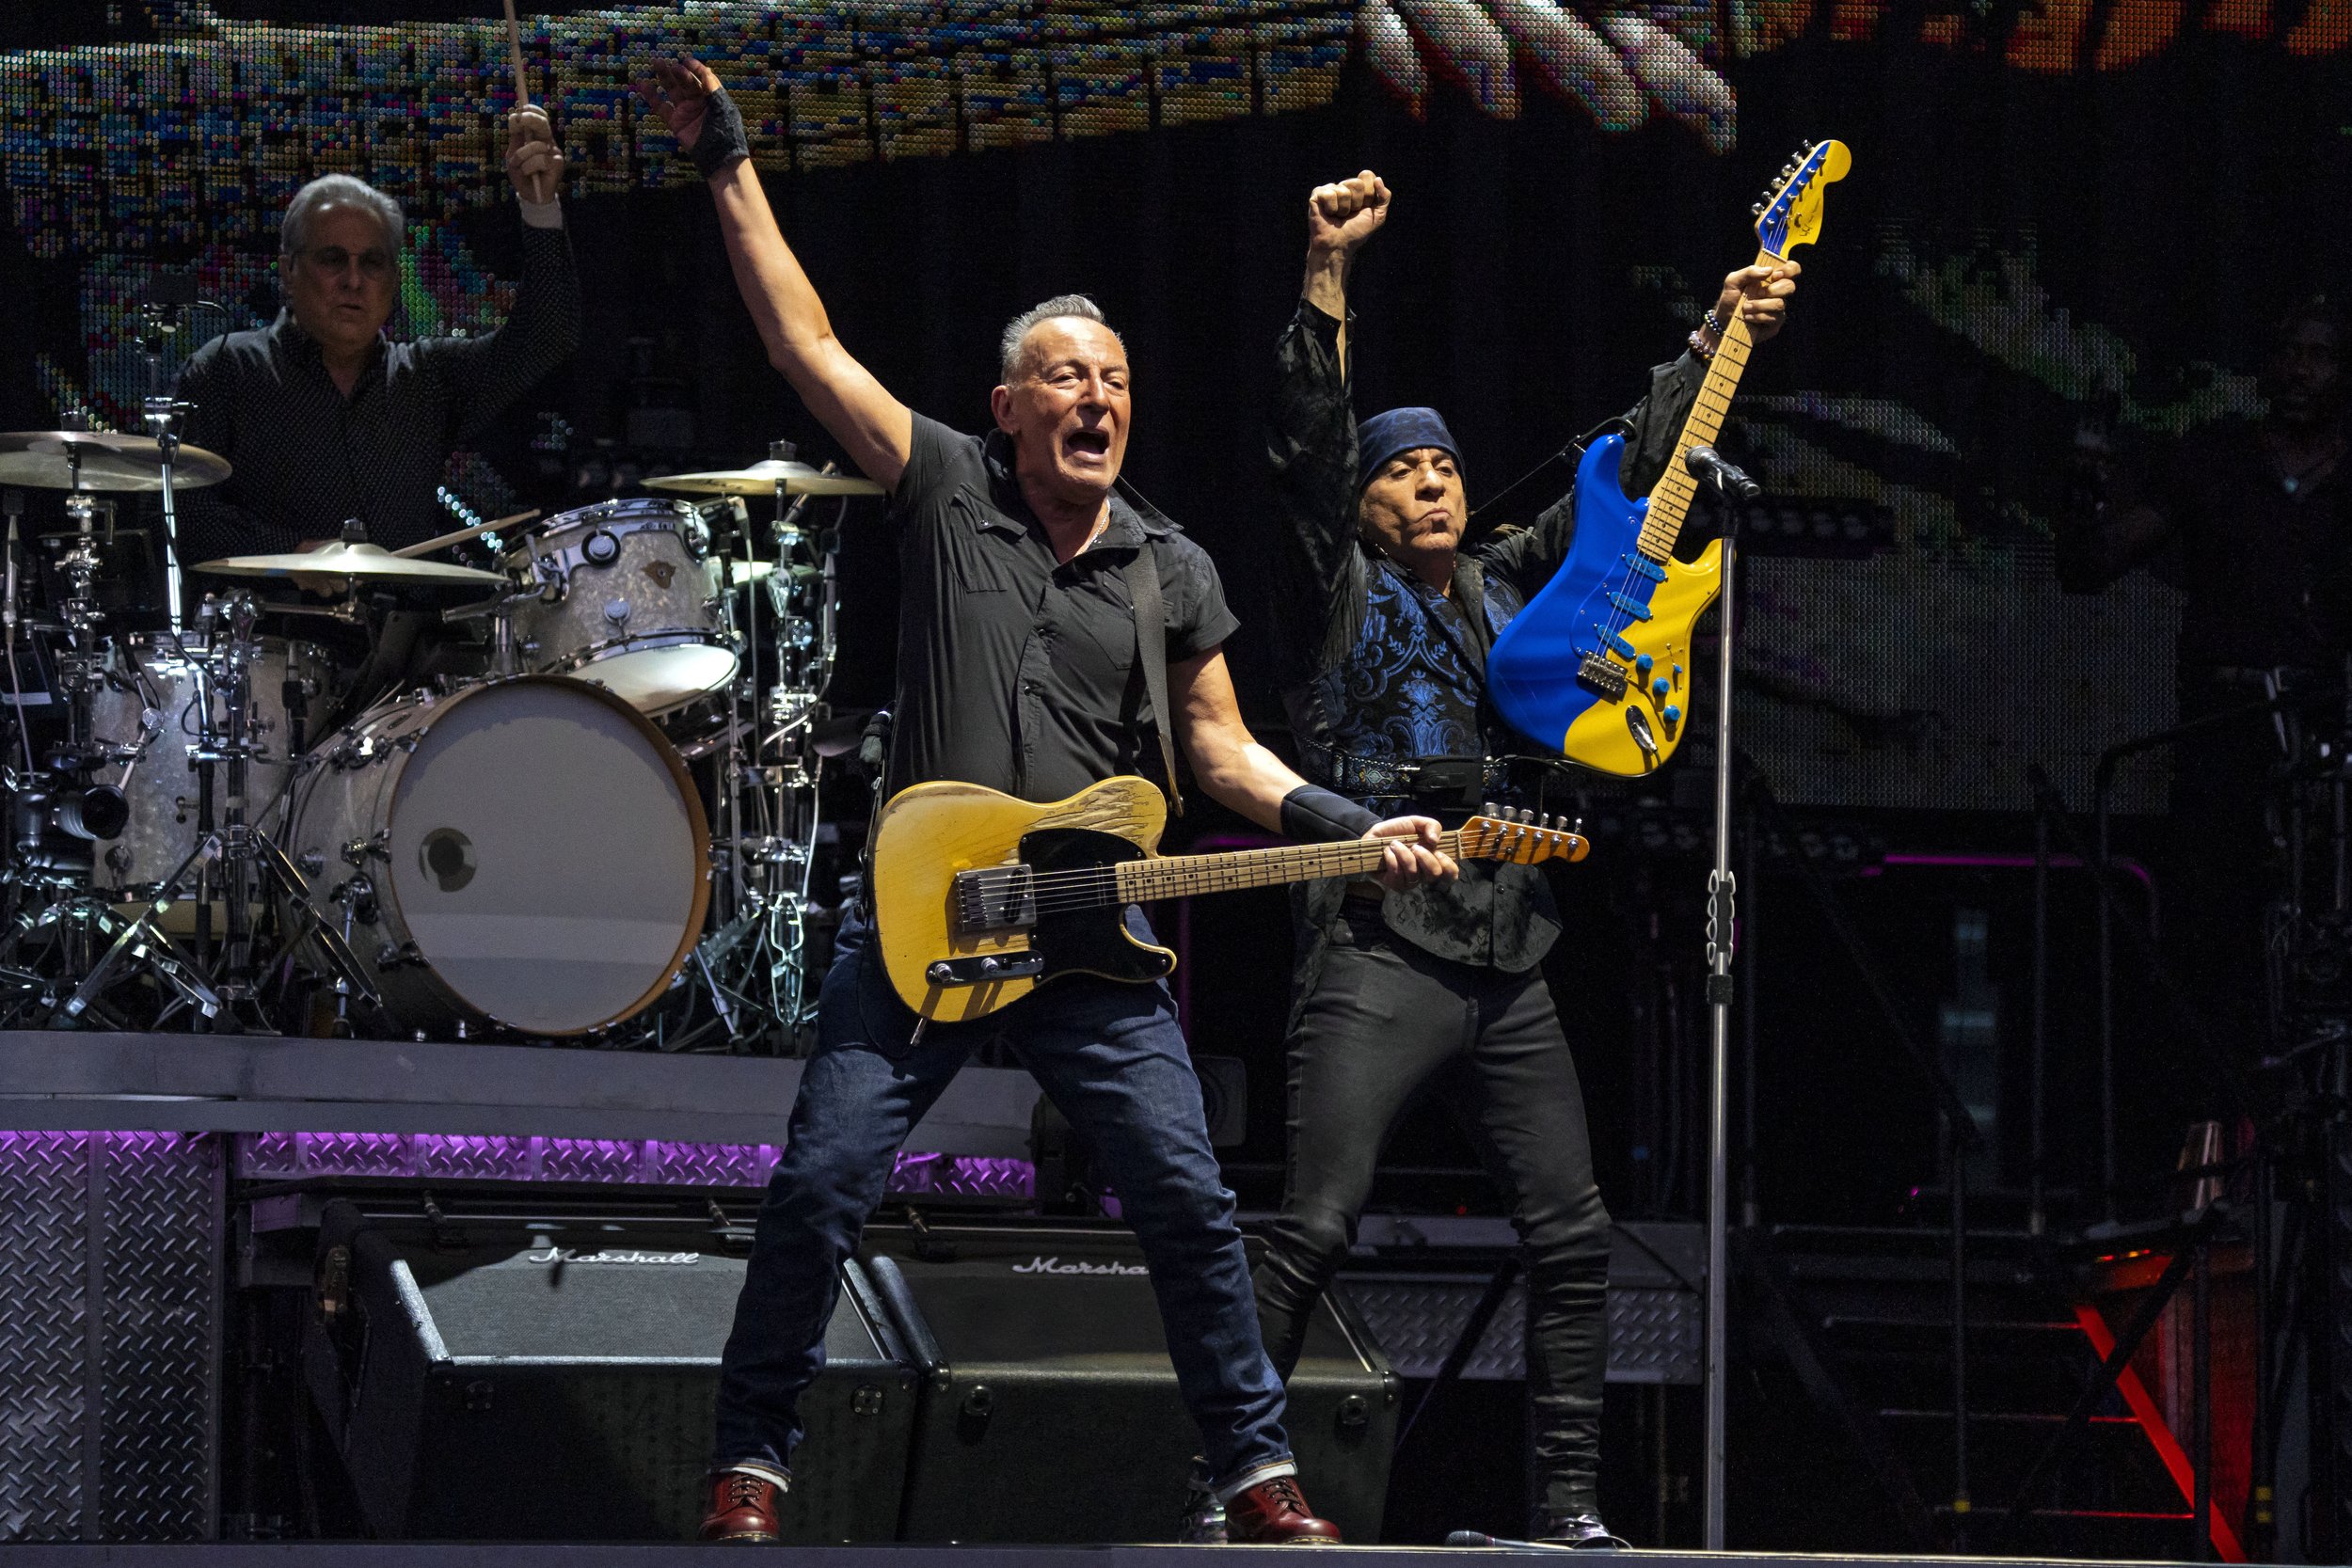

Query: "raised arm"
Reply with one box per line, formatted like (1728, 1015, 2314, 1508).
(440, 110, 581, 443)
(1265, 173, 1391, 620)
(637, 57, 912, 491)
(1171, 645, 1454, 887)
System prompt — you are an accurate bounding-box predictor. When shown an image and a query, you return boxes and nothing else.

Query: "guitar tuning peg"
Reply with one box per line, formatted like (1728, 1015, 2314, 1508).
(1572, 816, 1584, 836)
(1752, 201, 1766, 215)
(1482, 800, 1499, 817)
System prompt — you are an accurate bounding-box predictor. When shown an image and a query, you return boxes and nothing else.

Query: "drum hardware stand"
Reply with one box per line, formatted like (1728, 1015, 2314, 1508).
(57, 593, 375, 1030)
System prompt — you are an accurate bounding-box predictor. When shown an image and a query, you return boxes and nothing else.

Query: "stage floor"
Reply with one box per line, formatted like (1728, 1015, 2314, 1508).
(0, 1549, 2202, 1565)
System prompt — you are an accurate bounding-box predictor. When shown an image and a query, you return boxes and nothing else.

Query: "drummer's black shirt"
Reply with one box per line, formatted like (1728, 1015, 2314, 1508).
(882, 413, 1238, 802)
(172, 221, 579, 566)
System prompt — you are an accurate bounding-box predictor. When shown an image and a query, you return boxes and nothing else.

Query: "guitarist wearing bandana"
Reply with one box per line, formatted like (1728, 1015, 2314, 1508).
(1239, 170, 1798, 1547)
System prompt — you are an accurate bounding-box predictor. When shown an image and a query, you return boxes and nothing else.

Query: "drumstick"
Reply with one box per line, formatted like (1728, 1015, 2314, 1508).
(394, 508, 540, 559)
(501, 0, 548, 205)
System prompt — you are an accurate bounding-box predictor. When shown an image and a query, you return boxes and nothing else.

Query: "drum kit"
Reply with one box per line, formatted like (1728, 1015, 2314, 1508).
(0, 414, 879, 1047)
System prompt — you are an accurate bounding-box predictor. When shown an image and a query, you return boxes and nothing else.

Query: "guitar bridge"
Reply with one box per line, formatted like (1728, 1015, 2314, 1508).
(952, 865, 1037, 934)
(1577, 651, 1629, 700)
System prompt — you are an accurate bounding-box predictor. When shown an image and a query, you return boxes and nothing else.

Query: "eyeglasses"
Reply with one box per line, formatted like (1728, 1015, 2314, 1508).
(297, 245, 397, 280)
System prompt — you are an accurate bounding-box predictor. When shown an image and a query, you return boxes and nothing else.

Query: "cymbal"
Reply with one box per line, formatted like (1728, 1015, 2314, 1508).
(644, 460, 882, 499)
(0, 430, 232, 492)
(193, 541, 508, 587)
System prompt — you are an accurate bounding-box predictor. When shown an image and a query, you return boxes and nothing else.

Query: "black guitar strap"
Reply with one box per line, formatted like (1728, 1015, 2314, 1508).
(1122, 546, 1184, 817)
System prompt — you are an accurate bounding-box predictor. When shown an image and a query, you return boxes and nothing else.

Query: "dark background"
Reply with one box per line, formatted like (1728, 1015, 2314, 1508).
(0, 0, 2338, 1307)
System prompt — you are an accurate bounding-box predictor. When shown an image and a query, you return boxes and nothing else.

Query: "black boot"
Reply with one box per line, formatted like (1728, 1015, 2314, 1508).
(1533, 1510, 1631, 1549)
(1525, 1252, 1612, 1540)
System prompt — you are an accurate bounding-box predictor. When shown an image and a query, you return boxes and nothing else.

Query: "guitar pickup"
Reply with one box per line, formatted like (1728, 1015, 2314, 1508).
(1577, 652, 1629, 700)
(952, 865, 1037, 933)
(925, 952, 1046, 988)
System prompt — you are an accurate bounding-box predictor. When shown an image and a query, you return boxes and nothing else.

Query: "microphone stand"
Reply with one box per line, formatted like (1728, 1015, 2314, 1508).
(1688, 442, 1759, 1550)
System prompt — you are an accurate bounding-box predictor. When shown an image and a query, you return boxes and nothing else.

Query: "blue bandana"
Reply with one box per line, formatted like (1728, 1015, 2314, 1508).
(1357, 405, 1462, 492)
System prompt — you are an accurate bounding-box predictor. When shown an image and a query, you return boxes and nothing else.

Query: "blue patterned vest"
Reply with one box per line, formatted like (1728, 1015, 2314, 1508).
(1282, 547, 1561, 974)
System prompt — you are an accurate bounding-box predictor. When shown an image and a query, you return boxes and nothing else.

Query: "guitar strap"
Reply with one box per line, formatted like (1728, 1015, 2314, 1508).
(1122, 546, 1184, 817)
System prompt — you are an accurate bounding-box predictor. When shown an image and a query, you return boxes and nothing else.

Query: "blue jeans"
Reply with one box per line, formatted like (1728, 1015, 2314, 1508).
(713, 905, 1292, 1488)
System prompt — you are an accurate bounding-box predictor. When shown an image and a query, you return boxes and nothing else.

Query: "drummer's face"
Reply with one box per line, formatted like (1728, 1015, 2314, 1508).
(287, 204, 399, 361)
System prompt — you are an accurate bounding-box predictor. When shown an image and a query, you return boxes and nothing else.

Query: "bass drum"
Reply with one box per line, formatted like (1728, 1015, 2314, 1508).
(286, 675, 710, 1037)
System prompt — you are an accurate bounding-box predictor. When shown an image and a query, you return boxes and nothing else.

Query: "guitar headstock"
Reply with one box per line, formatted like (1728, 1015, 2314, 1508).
(1460, 805, 1591, 867)
(1752, 138, 1851, 259)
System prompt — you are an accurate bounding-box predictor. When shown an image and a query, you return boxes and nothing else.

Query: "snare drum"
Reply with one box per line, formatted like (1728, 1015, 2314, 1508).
(284, 674, 711, 1037)
(511, 499, 738, 714)
(87, 632, 333, 895)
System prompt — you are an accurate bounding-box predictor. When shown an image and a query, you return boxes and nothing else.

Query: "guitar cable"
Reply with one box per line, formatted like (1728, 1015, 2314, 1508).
(1466, 416, 1630, 531)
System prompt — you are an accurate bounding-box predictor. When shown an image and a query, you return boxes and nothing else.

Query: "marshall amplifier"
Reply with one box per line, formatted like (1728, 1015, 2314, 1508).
(858, 1219, 1398, 1544)
(304, 1219, 915, 1543)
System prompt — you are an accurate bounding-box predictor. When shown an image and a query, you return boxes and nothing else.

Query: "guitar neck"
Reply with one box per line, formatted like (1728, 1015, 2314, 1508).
(1634, 245, 1774, 562)
(1114, 830, 1467, 904)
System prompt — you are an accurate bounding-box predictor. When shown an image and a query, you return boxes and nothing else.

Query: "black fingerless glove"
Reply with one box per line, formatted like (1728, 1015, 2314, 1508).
(1280, 784, 1380, 844)
(688, 86, 751, 179)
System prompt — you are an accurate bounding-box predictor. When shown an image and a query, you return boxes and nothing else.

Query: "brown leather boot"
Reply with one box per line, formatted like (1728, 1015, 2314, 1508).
(1224, 1473, 1343, 1545)
(699, 1465, 787, 1544)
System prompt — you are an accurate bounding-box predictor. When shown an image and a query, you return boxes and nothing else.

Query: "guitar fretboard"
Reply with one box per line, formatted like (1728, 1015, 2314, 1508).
(1634, 246, 1772, 563)
(1113, 831, 1469, 904)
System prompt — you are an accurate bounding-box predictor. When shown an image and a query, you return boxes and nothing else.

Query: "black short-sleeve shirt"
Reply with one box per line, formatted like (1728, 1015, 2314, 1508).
(883, 412, 1240, 802)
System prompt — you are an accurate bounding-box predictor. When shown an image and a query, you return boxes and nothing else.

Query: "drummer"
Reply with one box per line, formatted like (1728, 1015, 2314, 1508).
(173, 109, 580, 570)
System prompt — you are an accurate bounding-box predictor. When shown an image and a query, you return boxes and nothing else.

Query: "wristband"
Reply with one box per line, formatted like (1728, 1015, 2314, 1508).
(689, 87, 751, 179)
(1281, 784, 1381, 845)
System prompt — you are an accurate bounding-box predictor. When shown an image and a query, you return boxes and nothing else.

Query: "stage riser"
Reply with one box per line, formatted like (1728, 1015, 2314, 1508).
(0, 1130, 221, 1544)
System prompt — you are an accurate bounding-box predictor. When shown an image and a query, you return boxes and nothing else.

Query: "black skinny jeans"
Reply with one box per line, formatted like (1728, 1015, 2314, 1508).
(1251, 903, 1613, 1523)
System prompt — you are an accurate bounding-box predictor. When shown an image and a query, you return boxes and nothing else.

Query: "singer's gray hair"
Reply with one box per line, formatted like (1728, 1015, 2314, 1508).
(280, 173, 405, 260)
(998, 293, 1123, 383)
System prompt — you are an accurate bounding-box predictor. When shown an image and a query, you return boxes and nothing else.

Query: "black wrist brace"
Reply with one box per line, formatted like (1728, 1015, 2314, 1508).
(689, 87, 751, 179)
(1280, 784, 1381, 844)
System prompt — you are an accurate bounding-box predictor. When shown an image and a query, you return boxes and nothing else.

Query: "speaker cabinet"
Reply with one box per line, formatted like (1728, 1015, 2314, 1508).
(304, 1220, 914, 1542)
(858, 1219, 1398, 1544)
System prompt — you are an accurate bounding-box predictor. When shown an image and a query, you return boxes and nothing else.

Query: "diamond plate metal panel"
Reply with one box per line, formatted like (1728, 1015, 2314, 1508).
(539, 1137, 644, 1182)
(1610, 1285, 1703, 1384)
(0, 1132, 91, 1540)
(415, 1134, 533, 1180)
(1334, 1274, 1702, 1385)
(651, 1141, 775, 1186)
(99, 1132, 218, 1540)
(237, 1132, 297, 1179)
(0, 1131, 220, 1543)
(297, 1132, 413, 1177)
(889, 1151, 1036, 1199)
(230, 1132, 1037, 1196)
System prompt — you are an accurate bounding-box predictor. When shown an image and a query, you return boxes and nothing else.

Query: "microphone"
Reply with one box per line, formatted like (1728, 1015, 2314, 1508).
(856, 708, 893, 774)
(1443, 1528, 1578, 1552)
(1685, 443, 1761, 501)
(3, 508, 20, 635)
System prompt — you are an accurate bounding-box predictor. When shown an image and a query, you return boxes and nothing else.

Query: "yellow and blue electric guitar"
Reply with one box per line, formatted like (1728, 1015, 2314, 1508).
(873, 776, 1588, 1022)
(1486, 138, 1851, 775)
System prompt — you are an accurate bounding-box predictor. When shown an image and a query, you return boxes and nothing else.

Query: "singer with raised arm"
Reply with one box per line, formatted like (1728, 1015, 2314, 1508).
(1242, 171, 1795, 1549)
(172, 109, 579, 569)
(633, 57, 1453, 1546)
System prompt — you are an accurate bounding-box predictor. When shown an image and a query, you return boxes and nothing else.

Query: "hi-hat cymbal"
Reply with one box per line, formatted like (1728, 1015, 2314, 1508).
(644, 460, 882, 499)
(0, 430, 232, 492)
(194, 541, 508, 587)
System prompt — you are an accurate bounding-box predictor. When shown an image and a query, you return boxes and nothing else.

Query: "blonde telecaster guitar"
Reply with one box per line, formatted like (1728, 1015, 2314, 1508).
(872, 776, 1589, 1022)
